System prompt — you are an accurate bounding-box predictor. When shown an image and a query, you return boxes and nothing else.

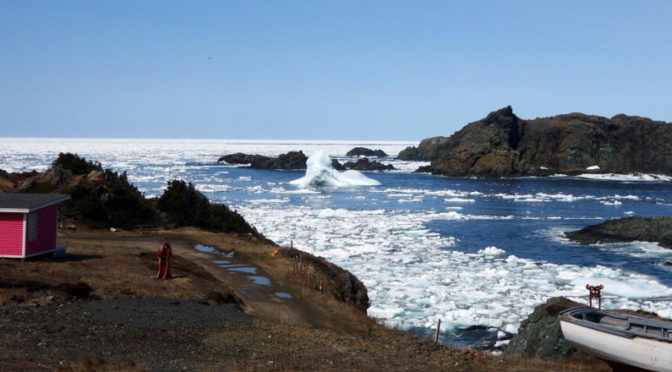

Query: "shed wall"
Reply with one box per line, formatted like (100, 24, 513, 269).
(25, 205, 58, 256)
(0, 212, 24, 256)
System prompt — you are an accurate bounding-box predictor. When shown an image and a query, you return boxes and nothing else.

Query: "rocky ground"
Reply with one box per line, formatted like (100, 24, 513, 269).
(0, 227, 613, 371)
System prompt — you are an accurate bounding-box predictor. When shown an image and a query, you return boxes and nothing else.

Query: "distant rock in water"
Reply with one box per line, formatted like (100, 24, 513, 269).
(218, 151, 308, 170)
(505, 297, 582, 360)
(331, 159, 346, 171)
(343, 158, 395, 171)
(566, 216, 672, 248)
(218, 153, 269, 165)
(249, 151, 307, 170)
(398, 106, 672, 177)
(346, 147, 388, 157)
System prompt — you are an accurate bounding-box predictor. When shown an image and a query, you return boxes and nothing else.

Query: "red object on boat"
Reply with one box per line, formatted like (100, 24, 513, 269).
(157, 242, 172, 280)
(586, 284, 604, 309)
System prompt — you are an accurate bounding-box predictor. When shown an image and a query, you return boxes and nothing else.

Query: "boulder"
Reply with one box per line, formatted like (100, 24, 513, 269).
(402, 106, 672, 177)
(566, 216, 672, 248)
(504, 297, 582, 360)
(346, 147, 388, 157)
(0, 169, 38, 192)
(343, 158, 395, 171)
(41, 166, 74, 186)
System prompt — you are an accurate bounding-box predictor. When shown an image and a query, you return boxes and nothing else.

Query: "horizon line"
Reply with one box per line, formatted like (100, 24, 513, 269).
(0, 136, 421, 144)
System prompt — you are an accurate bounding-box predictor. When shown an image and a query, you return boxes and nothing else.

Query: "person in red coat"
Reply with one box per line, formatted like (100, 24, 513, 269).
(157, 242, 172, 280)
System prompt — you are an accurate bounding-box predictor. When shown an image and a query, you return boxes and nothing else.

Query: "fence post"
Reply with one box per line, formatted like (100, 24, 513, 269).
(434, 319, 441, 343)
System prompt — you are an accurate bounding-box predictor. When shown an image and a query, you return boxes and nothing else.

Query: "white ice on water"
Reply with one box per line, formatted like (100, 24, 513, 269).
(290, 150, 380, 187)
(238, 204, 672, 334)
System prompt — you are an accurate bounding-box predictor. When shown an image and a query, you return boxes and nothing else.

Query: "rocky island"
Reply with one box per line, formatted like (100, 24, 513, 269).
(399, 106, 672, 178)
(337, 158, 396, 171)
(566, 216, 672, 248)
(218, 151, 308, 170)
(346, 147, 388, 157)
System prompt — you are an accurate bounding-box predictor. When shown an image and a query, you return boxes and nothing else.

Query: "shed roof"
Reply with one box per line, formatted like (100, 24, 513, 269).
(0, 193, 70, 213)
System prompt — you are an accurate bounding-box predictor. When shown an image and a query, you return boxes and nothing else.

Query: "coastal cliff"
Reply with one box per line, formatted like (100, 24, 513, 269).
(400, 106, 672, 177)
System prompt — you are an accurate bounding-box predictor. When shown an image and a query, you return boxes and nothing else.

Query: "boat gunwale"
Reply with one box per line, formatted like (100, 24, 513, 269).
(560, 306, 672, 343)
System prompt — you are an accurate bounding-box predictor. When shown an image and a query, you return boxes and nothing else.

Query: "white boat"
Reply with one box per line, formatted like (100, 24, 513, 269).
(560, 306, 672, 371)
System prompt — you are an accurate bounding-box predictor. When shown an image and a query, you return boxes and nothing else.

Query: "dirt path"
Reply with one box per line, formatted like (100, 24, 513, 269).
(57, 229, 354, 332)
(158, 238, 323, 328)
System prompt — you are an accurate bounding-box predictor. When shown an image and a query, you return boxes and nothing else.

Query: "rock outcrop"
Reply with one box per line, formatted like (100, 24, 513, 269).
(331, 159, 346, 171)
(249, 151, 307, 170)
(566, 216, 672, 248)
(273, 247, 369, 312)
(346, 147, 388, 157)
(343, 158, 395, 171)
(218, 151, 308, 170)
(0, 170, 37, 192)
(217, 153, 268, 165)
(399, 106, 672, 177)
(397, 136, 449, 161)
(504, 297, 582, 360)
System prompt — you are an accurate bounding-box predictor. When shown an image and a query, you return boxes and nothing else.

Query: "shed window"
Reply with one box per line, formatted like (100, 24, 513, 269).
(27, 213, 38, 242)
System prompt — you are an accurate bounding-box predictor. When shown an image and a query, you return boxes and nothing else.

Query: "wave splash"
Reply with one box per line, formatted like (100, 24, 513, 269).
(290, 150, 380, 188)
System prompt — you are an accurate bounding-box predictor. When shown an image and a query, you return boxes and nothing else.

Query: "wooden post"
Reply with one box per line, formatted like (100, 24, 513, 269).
(434, 319, 441, 343)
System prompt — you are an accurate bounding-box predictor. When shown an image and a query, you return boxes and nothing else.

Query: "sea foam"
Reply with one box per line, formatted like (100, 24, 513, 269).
(290, 150, 380, 188)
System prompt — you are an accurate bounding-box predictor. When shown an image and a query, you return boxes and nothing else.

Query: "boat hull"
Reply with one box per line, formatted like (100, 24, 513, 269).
(560, 320, 672, 371)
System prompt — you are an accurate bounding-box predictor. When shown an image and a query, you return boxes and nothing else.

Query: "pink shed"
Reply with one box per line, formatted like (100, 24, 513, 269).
(0, 193, 70, 258)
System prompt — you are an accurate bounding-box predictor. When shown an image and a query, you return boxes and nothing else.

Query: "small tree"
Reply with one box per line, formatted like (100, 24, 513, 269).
(52, 153, 102, 175)
(158, 180, 257, 235)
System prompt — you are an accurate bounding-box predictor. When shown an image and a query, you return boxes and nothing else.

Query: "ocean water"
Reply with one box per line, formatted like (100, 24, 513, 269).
(3, 137, 672, 346)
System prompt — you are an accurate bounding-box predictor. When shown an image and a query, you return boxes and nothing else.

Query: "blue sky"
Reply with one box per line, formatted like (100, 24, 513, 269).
(1, 1, 671, 140)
